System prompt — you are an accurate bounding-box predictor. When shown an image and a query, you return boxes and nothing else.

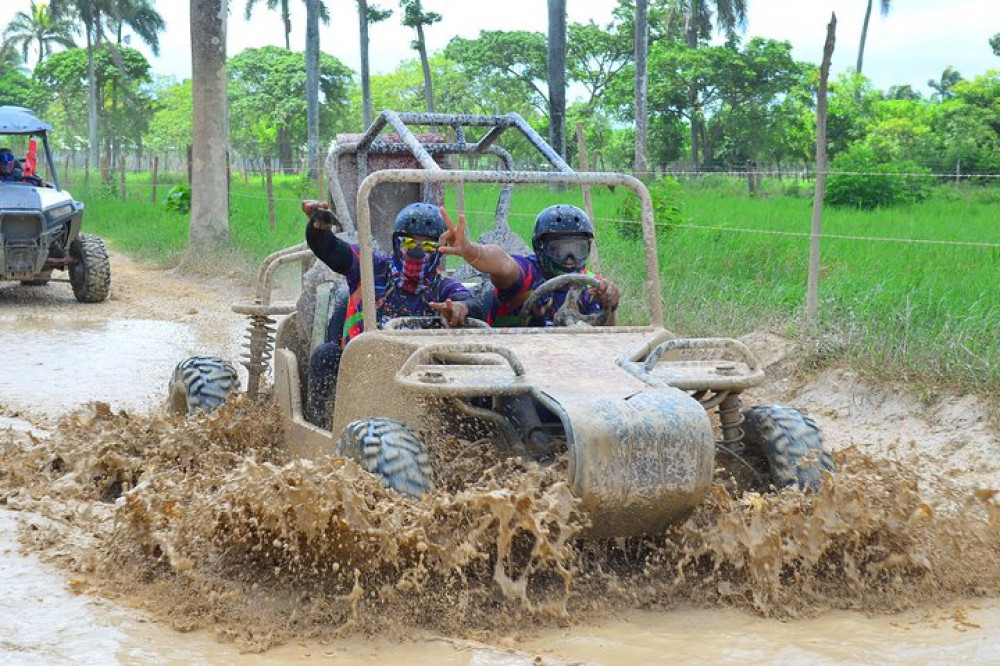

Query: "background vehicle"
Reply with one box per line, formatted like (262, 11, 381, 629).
(170, 111, 834, 538)
(0, 106, 110, 302)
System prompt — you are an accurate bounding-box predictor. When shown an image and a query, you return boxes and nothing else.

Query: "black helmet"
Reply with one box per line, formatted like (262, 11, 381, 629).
(393, 202, 447, 239)
(532, 204, 594, 276)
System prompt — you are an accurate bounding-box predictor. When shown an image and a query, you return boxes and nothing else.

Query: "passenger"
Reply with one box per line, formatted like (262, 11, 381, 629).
(303, 200, 481, 427)
(438, 204, 620, 327)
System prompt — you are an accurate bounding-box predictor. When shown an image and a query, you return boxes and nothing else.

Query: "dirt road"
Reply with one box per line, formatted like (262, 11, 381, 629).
(2, 253, 999, 665)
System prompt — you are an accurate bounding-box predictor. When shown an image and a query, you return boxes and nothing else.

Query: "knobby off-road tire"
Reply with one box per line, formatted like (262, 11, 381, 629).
(169, 355, 240, 415)
(69, 233, 111, 302)
(336, 418, 434, 498)
(742, 405, 835, 491)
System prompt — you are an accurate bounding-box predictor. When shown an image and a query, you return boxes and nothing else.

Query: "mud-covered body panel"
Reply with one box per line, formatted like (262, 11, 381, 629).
(323, 325, 716, 537)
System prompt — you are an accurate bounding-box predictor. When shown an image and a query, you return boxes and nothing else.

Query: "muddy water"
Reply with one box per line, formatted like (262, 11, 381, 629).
(2, 255, 1000, 665)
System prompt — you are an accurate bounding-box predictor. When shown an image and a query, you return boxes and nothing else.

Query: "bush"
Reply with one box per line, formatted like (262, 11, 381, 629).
(826, 146, 931, 209)
(164, 184, 191, 213)
(615, 176, 687, 240)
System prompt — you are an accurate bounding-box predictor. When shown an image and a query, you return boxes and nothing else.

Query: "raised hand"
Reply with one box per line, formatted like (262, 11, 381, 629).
(428, 298, 469, 328)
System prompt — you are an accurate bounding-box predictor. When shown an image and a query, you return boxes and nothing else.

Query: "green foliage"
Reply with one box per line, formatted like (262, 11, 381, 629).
(33, 45, 154, 151)
(826, 146, 931, 209)
(146, 77, 192, 154)
(228, 46, 354, 158)
(614, 176, 687, 239)
(164, 184, 191, 214)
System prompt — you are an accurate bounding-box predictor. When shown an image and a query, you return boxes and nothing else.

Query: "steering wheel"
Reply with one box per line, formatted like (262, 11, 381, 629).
(383, 315, 491, 331)
(517, 273, 612, 327)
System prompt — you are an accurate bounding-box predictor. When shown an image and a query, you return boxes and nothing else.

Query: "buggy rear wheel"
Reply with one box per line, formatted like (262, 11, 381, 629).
(69, 233, 111, 302)
(336, 418, 434, 498)
(169, 355, 240, 415)
(742, 405, 835, 491)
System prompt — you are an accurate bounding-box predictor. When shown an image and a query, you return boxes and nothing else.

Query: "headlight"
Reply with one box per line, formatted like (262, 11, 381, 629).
(45, 203, 75, 222)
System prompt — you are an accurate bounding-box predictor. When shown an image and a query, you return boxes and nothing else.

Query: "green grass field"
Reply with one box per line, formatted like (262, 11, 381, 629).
(69, 169, 1000, 395)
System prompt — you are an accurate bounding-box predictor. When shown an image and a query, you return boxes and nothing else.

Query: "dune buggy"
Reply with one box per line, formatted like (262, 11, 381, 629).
(170, 111, 833, 538)
(0, 105, 110, 302)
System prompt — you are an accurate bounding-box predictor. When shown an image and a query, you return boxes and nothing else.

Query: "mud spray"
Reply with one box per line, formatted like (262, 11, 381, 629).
(2, 398, 999, 653)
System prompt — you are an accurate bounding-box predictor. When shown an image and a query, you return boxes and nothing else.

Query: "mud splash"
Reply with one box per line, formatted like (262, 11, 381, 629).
(2, 401, 999, 652)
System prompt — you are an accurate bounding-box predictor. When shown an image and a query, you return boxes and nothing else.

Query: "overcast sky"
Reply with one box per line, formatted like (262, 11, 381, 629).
(2, 0, 998, 96)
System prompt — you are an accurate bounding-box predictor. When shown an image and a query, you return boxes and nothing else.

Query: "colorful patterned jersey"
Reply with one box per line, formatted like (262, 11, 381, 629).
(490, 254, 602, 327)
(328, 244, 471, 345)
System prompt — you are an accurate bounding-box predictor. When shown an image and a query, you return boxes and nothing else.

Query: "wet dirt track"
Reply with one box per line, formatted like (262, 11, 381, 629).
(2, 252, 999, 665)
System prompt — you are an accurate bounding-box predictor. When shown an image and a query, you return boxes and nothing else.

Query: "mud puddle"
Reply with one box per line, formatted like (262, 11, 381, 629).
(2, 253, 1000, 664)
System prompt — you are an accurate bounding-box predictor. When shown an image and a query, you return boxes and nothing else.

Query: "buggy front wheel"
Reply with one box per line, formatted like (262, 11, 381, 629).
(169, 355, 240, 415)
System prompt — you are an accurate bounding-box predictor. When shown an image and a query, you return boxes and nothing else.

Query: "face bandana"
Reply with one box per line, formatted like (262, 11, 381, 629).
(390, 236, 442, 294)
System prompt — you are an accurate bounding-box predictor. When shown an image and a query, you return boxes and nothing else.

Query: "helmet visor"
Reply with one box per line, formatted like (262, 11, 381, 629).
(540, 236, 590, 270)
(398, 235, 440, 253)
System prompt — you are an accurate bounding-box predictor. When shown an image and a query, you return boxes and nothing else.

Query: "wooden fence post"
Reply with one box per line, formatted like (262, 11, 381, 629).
(119, 154, 126, 200)
(151, 156, 159, 203)
(806, 13, 837, 325)
(265, 155, 276, 230)
(575, 122, 602, 274)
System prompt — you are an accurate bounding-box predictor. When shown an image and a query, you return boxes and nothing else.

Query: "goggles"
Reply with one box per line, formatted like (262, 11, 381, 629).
(539, 236, 591, 266)
(398, 235, 440, 253)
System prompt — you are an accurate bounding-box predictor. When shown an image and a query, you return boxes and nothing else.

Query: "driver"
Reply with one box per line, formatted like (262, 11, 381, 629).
(438, 204, 620, 326)
(0, 148, 22, 182)
(303, 200, 481, 426)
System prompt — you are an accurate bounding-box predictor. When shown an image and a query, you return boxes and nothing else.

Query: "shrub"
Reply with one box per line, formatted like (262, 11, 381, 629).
(615, 176, 687, 240)
(164, 184, 191, 213)
(826, 145, 931, 209)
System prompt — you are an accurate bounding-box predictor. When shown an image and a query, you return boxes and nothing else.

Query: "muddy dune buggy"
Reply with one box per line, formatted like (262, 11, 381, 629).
(0, 106, 110, 302)
(170, 111, 833, 538)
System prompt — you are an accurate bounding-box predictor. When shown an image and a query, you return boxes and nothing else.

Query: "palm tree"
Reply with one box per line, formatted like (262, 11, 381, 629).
(928, 66, 962, 100)
(190, 0, 230, 244)
(49, 0, 165, 169)
(2, 0, 77, 69)
(547, 0, 567, 158)
(670, 0, 749, 165)
(244, 0, 330, 51)
(399, 0, 441, 113)
(357, 1, 393, 127)
(634, 0, 649, 175)
(856, 0, 891, 75)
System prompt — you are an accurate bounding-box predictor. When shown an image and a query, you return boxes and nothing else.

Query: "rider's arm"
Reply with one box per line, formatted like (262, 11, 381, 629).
(305, 216, 354, 274)
(460, 242, 521, 290)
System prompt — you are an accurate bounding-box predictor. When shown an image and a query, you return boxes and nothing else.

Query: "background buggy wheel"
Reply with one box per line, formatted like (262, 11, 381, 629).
(169, 355, 240, 415)
(69, 233, 111, 302)
(336, 418, 434, 498)
(742, 405, 835, 491)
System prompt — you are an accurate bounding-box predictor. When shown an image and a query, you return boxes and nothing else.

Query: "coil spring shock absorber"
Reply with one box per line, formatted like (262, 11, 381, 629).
(717, 392, 745, 451)
(242, 314, 276, 399)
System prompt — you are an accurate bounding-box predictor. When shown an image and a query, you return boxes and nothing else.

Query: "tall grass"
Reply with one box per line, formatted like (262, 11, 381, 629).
(64, 169, 999, 394)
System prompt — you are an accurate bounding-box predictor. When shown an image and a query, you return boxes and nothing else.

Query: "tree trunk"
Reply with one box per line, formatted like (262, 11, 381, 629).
(306, 0, 321, 181)
(416, 25, 435, 112)
(86, 25, 99, 170)
(282, 0, 292, 50)
(547, 0, 567, 158)
(856, 0, 873, 73)
(633, 0, 649, 176)
(359, 0, 373, 127)
(685, 19, 700, 166)
(189, 0, 230, 245)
